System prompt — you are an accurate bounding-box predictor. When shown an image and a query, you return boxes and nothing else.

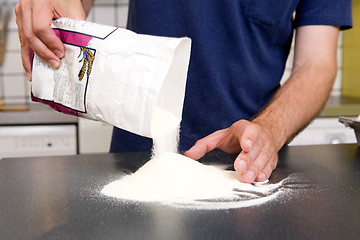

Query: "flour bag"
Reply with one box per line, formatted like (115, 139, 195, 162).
(31, 18, 191, 138)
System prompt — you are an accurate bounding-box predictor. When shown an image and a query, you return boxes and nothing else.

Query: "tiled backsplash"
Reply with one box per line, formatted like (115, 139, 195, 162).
(0, 0, 129, 106)
(0, 0, 28, 105)
(87, 0, 129, 27)
(0, 0, 343, 107)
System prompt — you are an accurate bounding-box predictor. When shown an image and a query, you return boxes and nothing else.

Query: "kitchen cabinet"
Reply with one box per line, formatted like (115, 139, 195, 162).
(0, 103, 78, 159)
(0, 125, 76, 158)
(78, 116, 357, 150)
(289, 117, 356, 145)
(78, 118, 113, 154)
(290, 95, 360, 146)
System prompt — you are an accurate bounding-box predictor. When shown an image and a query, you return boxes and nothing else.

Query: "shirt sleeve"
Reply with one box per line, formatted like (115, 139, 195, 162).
(294, 0, 352, 30)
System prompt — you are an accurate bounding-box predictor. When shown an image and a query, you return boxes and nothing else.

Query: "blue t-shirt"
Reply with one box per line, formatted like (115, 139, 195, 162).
(110, 0, 352, 152)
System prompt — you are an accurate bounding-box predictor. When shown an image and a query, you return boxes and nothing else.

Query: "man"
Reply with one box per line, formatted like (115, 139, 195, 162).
(15, 0, 352, 183)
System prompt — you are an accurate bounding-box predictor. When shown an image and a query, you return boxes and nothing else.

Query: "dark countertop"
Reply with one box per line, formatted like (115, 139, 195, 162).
(320, 95, 360, 117)
(0, 95, 359, 126)
(0, 102, 77, 125)
(1, 144, 360, 240)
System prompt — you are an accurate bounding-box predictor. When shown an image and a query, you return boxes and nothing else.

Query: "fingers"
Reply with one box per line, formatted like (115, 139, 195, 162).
(185, 120, 279, 183)
(236, 147, 277, 183)
(15, 3, 32, 79)
(184, 130, 226, 160)
(31, 3, 65, 60)
(233, 122, 278, 183)
(256, 162, 275, 182)
(234, 120, 259, 153)
(15, 0, 65, 80)
(233, 121, 261, 173)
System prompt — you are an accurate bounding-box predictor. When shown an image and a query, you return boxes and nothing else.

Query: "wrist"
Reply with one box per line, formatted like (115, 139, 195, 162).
(252, 116, 288, 152)
(55, 0, 87, 20)
(81, 0, 94, 16)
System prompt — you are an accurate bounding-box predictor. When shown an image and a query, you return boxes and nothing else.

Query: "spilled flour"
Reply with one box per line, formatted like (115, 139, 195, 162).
(101, 107, 287, 209)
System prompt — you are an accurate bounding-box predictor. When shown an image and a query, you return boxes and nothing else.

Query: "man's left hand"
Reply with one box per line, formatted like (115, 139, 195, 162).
(184, 119, 278, 183)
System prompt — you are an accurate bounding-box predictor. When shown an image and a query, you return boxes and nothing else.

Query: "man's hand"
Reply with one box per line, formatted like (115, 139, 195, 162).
(15, 0, 87, 81)
(184, 120, 278, 183)
(185, 25, 340, 184)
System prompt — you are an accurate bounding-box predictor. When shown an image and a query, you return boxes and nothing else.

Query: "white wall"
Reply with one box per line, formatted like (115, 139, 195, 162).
(0, 0, 129, 106)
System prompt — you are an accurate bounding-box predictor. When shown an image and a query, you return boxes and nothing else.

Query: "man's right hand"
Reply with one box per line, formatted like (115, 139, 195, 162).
(15, 0, 87, 81)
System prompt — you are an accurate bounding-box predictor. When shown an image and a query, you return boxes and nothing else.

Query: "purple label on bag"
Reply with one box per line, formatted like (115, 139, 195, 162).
(31, 28, 96, 117)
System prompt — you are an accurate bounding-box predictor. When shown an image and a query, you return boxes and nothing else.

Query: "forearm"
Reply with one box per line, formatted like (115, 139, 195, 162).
(252, 25, 340, 151)
(252, 62, 336, 151)
(81, 0, 94, 16)
(185, 25, 340, 183)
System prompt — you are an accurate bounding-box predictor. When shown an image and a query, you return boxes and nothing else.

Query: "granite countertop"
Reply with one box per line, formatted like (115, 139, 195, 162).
(0, 95, 359, 126)
(0, 102, 77, 125)
(320, 95, 360, 117)
(0, 144, 359, 239)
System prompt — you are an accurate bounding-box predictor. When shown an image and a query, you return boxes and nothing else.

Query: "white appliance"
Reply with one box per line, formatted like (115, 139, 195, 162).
(0, 124, 77, 158)
(289, 118, 356, 145)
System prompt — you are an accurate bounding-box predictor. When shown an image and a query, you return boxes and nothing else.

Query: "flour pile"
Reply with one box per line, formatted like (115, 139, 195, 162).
(101, 107, 285, 209)
(103, 152, 241, 202)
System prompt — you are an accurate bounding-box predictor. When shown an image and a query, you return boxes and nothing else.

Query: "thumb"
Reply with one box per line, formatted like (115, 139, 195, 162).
(184, 130, 226, 160)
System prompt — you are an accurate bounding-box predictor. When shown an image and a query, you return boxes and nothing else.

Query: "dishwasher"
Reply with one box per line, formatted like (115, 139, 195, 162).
(0, 124, 77, 159)
(0, 101, 78, 159)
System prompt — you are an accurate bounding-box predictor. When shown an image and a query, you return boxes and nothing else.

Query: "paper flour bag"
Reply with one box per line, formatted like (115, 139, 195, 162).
(31, 18, 191, 138)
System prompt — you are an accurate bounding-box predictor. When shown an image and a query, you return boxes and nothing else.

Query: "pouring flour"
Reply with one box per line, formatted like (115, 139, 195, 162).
(101, 106, 286, 209)
(29, 18, 285, 209)
(31, 18, 191, 139)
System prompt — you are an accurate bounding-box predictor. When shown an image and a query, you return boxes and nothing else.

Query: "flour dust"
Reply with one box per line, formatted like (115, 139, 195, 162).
(101, 107, 292, 209)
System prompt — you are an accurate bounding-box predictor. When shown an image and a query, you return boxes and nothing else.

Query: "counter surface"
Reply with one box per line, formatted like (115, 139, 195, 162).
(0, 103, 77, 125)
(1, 144, 360, 240)
(321, 95, 360, 117)
(1, 95, 360, 126)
